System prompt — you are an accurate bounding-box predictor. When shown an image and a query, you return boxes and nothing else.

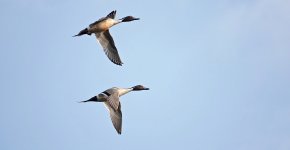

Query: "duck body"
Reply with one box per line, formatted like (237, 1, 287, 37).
(80, 85, 149, 134)
(88, 18, 119, 33)
(74, 10, 139, 66)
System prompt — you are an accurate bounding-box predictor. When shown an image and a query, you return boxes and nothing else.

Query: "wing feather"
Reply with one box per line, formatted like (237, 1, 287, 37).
(104, 102, 122, 134)
(95, 30, 123, 65)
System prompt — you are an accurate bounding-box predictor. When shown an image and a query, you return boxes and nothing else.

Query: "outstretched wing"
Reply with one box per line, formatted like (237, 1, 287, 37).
(104, 101, 122, 134)
(95, 30, 123, 65)
(106, 10, 116, 19)
(89, 10, 117, 27)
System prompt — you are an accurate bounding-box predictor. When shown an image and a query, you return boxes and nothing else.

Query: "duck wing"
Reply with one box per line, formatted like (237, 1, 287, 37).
(104, 101, 122, 134)
(89, 10, 117, 27)
(106, 10, 116, 19)
(95, 30, 123, 65)
(103, 88, 120, 111)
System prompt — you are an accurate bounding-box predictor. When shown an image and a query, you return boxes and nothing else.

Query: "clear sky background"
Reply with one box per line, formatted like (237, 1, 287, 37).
(1, 0, 290, 149)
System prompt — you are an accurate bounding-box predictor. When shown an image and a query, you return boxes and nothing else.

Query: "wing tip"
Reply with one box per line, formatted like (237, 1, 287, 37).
(117, 62, 123, 66)
(112, 61, 123, 66)
(107, 10, 117, 19)
(117, 130, 122, 135)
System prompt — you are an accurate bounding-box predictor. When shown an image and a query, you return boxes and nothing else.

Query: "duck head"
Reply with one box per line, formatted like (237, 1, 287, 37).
(120, 16, 140, 22)
(132, 85, 149, 91)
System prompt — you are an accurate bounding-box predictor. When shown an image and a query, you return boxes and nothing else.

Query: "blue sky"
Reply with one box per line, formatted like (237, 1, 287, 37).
(1, 0, 290, 149)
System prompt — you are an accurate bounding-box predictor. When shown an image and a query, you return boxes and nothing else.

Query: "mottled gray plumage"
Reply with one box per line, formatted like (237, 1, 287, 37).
(96, 31, 123, 65)
(104, 101, 122, 134)
(80, 85, 149, 134)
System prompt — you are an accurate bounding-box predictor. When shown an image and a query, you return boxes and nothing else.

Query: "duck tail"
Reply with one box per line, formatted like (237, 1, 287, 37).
(79, 96, 99, 103)
(73, 28, 90, 37)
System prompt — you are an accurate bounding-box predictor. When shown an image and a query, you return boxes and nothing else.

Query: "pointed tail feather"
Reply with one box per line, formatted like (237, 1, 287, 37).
(73, 28, 89, 37)
(79, 96, 99, 103)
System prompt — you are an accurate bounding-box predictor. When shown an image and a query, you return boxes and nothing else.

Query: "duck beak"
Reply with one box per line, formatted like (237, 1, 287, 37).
(143, 87, 149, 90)
(132, 17, 140, 20)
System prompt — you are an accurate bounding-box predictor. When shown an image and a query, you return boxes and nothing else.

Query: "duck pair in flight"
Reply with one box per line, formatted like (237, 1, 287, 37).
(74, 11, 148, 134)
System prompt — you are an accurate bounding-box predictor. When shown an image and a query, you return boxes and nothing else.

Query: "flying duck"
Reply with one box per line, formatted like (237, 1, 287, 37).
(74, 10, 140, 66)
(80, 85, 149, 134)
